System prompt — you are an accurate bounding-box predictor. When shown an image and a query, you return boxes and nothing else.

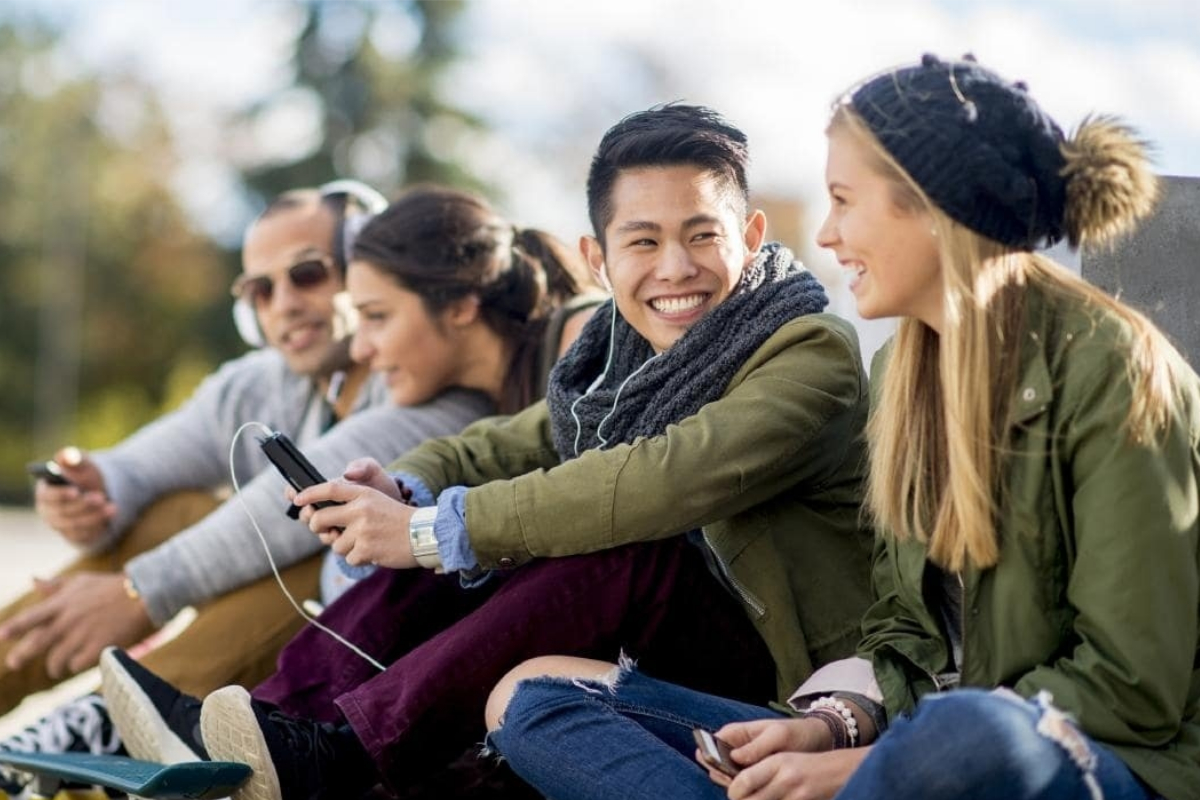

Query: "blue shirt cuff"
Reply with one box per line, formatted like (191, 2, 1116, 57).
(434, 486, 486, 579)
(392, 472, 436, 508)
(324, 548, 372, 600)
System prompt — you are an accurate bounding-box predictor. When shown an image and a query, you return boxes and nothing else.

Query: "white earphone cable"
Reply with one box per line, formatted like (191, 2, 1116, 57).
(570, 301, 619, 456)
(570, 301, 660, 452)
(228, 421, 386, 672)
(595, 353, 661, 447)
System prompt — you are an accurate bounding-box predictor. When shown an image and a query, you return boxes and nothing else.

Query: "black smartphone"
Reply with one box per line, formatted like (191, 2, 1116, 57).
(26, 460, 72, 487)
(693, 729, 740, 777)
(257, 431, 342, 518)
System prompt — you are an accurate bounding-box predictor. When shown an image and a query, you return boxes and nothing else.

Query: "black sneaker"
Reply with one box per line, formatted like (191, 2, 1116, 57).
(201, 685, 376, 800)
(99, 646, 208, 763)
(0, 693, 124, 797)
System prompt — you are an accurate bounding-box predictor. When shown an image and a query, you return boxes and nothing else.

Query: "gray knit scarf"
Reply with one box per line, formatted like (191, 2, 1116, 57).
(547, 242, 828, 460)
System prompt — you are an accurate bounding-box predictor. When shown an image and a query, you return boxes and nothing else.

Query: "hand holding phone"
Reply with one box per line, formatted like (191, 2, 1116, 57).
(27, 460, 73, 487)
(694, 728, 740, 777)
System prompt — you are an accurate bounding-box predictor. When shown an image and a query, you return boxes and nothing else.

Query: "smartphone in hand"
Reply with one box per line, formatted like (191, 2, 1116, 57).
(26, 460, 73, 487)
(694, 728, 740, 777)
(257, 431, 342, 519)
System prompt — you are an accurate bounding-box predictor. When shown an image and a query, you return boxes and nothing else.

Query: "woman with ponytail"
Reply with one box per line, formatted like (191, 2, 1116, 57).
(348, 185, 599, 418)
(482, 55, 1200, 800)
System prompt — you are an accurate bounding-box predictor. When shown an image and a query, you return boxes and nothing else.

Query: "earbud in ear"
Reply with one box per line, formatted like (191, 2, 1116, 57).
(233, 298, 265, 348)
(599, 263, 613, 293)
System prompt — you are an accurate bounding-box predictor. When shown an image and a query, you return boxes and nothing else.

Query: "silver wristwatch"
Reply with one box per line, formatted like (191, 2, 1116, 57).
(408, 506, 443, 571)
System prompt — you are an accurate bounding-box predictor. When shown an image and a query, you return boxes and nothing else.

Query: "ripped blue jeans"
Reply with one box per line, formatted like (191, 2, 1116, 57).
(490, 667, 1160, 800)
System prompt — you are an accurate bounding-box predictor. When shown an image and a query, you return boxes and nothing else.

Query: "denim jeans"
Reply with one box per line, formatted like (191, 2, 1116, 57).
(492, 670, 1161, 800)
(252, 537, 775, 793)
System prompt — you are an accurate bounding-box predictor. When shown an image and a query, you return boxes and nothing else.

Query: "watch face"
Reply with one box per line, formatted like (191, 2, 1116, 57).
(408, 507, 441, 568)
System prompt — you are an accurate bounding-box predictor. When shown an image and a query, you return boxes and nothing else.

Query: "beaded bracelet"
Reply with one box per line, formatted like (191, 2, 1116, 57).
(801, 696, 859, 748)
(801, 707, 849, 749)
(834, 691, 888, 739)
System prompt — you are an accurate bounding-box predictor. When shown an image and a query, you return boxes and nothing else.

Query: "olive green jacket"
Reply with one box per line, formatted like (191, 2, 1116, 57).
(859, 286, 1200, 800)
(392, 313, 876, 700)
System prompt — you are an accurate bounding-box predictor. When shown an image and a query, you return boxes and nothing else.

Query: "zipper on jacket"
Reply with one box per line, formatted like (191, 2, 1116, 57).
(701, 529, 766, 617)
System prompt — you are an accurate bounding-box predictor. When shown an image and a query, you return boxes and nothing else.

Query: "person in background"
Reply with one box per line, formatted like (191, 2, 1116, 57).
(485, 54, 1199, 800)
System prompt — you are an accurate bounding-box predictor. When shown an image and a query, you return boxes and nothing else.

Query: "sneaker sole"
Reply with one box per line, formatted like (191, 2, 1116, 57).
(99, 647, 201, 764)
(201, 686, 282, 800)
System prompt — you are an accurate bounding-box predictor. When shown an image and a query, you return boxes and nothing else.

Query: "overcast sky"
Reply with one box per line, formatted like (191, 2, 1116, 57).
(13, 0, 1200, 354)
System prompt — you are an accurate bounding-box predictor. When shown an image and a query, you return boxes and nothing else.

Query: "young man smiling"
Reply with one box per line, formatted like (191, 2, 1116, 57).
(582, 163, 766, 354)
(103, 105, 875, 800)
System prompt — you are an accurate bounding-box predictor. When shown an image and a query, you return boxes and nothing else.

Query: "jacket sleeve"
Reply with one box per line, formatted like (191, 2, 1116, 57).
(855, 535, 946, 716)
(386, 400, 564, 492)
(462, 315, 867, 568)
(1011, 339, 1200, 747)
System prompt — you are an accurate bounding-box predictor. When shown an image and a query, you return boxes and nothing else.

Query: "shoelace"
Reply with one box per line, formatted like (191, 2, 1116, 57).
(0, 695, 122, 755)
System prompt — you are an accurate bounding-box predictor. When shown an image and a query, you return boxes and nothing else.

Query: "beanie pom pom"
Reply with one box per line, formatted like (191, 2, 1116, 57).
(1061, 115, 1159, 248)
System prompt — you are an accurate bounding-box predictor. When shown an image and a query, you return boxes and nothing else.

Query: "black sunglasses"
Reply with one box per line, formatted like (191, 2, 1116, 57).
(231, 257, 335, 305)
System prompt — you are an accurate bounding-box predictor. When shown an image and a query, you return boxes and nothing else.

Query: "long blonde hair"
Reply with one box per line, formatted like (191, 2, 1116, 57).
(832, 107, 1178, 571)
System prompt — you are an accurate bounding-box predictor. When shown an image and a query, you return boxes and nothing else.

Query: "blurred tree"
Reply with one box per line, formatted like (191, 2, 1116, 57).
(237, 0, 488, 205)
(1, 1, 490, 502)
(0, 17, 238, 502)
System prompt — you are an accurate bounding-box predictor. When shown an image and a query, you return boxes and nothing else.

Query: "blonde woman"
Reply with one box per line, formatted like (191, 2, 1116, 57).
(484, 55, 1199, 800)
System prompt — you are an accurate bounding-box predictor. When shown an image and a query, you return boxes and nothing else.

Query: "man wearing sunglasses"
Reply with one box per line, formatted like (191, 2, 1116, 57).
(0, 184, 491, 756)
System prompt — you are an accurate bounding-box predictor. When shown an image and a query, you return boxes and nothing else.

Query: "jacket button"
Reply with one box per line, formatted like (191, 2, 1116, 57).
(1021, 387, 1036, 402)
(498, 557, 515, 568)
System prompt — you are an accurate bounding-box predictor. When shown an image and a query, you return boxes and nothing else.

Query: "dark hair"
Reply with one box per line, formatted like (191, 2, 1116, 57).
(586, 103, 751, 246)
(352, 184, 594, 413)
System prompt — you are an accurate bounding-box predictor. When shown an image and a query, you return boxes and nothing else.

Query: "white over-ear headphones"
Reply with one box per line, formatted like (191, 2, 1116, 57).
(233, 180, 389, 348)
(318, 179, 389, 269)
(233, 298, 265, 349)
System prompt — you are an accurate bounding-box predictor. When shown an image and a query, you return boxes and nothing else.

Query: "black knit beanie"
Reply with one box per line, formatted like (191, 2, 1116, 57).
(851, 54, 1069, 250)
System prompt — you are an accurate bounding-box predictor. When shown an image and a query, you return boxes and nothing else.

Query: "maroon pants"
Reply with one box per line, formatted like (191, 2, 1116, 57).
(253, 537, 774, 791)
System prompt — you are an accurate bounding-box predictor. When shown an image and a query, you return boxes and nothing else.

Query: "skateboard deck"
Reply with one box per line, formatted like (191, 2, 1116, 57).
(0, 751, 250, 799)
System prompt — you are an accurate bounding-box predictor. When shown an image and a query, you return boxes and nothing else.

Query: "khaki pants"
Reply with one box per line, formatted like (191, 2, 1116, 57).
(0, 492, 321, 715)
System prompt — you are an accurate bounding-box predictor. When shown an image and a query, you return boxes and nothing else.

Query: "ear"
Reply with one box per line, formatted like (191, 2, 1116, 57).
(443, 294, 482, 328)
(581, 235, 608, 289)
(742, 209, 767, 258)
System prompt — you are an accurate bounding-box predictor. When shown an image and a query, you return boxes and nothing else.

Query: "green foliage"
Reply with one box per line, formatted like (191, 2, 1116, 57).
(241, 0, 489, 204)
(0, 16, 238, 502)
(0, 2, 488, 503)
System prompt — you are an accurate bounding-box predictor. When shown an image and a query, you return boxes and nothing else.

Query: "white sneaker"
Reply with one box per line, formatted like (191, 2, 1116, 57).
(98, 647, 204, 764)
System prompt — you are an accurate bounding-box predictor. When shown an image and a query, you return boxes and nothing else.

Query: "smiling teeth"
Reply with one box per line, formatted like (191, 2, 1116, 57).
(651, 295, 705, 313)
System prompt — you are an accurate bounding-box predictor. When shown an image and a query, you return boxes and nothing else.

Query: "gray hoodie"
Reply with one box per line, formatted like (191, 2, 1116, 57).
(92, 347, 491, 624)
